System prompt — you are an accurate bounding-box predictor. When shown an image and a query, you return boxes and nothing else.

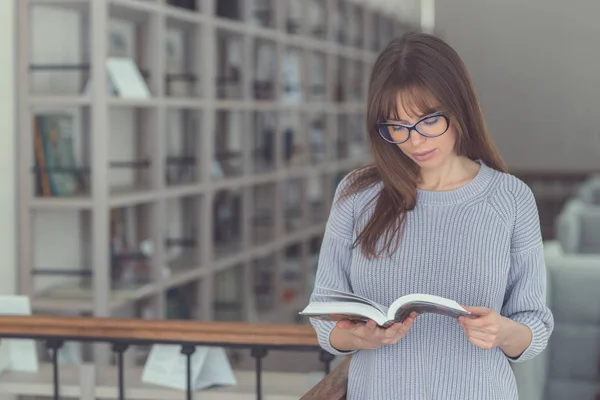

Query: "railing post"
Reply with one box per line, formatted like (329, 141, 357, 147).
(250, 346, 268, 400)
(319, 349, 335, 374)
(181, 344, 196, 400)
(46, 339, 63, 400)
(112, 342, 129, 400)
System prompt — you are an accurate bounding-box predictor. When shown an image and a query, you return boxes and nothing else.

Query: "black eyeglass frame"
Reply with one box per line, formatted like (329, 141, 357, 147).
(376, 112, 451, 144)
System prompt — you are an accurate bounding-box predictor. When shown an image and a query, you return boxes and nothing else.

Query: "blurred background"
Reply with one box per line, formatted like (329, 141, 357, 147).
(0, 0, 598, 399)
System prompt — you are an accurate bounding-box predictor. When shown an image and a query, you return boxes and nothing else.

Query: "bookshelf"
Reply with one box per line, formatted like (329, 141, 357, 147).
(16, 0, 415, 365)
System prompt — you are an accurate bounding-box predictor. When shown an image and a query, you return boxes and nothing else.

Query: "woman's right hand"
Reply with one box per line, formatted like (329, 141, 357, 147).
(330, 312, 418, 351)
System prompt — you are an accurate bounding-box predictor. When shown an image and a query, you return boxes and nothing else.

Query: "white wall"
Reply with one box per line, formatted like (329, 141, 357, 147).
(436, 0, 600, 171)
(395, 0, 422, 26)
(420, 0, 435, 33)
(0, 0, 16, 295)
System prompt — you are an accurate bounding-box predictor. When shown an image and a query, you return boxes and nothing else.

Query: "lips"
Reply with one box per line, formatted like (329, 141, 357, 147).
(411, 148, 437, 162)
(412, 149, 435, 157)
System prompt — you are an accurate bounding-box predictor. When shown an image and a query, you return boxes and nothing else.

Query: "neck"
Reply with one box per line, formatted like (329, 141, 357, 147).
(417, 156, 479, 191)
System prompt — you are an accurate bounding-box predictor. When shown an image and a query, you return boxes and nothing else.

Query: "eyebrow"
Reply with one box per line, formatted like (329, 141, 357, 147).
(385, 118, 410, 124)
(384, 111, 439, 124)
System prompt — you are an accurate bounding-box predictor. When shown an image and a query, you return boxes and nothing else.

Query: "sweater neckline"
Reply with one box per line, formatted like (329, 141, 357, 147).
(416, 160, 493, 205)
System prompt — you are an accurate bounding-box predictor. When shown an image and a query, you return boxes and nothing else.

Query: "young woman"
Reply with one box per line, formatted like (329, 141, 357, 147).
(309, 32, 554, 399)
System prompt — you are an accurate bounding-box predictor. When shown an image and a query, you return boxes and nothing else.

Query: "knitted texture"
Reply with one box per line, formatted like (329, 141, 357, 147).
(310, 161, 554, 400)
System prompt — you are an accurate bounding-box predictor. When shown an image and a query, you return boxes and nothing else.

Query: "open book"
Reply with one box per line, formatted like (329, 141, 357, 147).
(300, 287, 471, 328)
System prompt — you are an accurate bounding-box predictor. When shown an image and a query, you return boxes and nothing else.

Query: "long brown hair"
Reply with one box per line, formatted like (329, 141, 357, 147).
(343, 32, 506, 259)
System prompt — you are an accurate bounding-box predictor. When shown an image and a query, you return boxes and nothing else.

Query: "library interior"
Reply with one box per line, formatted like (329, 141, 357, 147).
(0, 0, 598, 399)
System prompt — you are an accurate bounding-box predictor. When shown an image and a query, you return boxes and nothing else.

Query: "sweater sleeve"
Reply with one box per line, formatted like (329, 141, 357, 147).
(309, 176, 358, 356)
(501, 182, 554, 362)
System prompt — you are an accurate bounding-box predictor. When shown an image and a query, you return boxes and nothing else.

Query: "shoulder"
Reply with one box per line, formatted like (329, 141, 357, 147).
(485, 168, 537, 220)
(484, 168, 542, 251)
(333, 168, 383, 212)
(328, 168, 382, 234)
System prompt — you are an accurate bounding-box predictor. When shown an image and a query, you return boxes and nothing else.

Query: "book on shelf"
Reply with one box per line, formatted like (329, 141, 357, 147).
(34, 112, 84, 197)
(107, 57, 151, 99)
(282, 50, 302, 104)
(300, 287, 471, 328)
(165, 29, 190, 97)
(83, 57, 150, 99)
(306, 0, 326, 37)
(286, 0, 303, 33)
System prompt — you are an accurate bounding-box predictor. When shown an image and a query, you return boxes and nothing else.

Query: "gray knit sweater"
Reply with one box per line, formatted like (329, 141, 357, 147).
(309, 161, 554, 400)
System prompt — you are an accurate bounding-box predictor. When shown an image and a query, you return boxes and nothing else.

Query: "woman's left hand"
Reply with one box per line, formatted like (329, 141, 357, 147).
(458, 306, 510, 350)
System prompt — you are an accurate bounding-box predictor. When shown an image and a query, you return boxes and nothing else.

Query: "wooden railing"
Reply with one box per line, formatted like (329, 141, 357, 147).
(0, 315, 319, 347)
(0, 315, 337, 400)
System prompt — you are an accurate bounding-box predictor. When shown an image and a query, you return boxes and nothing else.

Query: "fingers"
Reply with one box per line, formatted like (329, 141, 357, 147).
(381, 313, 418, 344)
(386, 313, 417, 336)
(459, 313, 502, 350)
(362, 319, 378, 337)
(466, 335, 496, 350)
(347, 312, 419, 348)
(347, 320, 380, 338)
(384, 322, 407, 340)
(463, 328, 493, 342)
(336, 319, 364, 329)
(459, 314, 491, 329)
(462, 306, 492, 316)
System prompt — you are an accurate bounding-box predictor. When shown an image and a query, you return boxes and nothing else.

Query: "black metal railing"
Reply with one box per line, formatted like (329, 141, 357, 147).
(0, 315, 329, 400)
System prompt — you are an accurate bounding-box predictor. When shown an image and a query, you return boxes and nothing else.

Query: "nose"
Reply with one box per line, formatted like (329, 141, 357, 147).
(408, 128, 426, 147)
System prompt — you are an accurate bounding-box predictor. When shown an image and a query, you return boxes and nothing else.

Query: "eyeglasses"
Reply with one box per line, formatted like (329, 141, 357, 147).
(376, 112, 450, 144)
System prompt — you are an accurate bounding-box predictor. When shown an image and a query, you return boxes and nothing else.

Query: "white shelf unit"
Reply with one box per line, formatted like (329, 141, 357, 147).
(16, 0, 414, 365)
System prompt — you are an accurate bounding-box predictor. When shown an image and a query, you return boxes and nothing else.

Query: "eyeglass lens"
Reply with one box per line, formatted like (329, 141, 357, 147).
(379, 114, 448, 143)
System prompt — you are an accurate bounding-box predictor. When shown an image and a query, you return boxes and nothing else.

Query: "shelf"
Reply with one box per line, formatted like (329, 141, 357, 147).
(28, 97, 362, 113)
(164, 97, 206, 109)
(29, 196, 93, 210)
(30, 95, 91, 107)
(110, 188, 162, 207)
(109, 0, 158, 21)
(214, 16, 250, 35)
(108, 98, 161, 108)
(31, 280, 159, 313)
(18, 0, 402, 358)
(29, 0, 89, 12)
(163, 183, 202, 199)
(163, 265, 203, 291)
(135, 223, 329, 298)
(164, 3, 205, 30)
(25, 157, 365, 213)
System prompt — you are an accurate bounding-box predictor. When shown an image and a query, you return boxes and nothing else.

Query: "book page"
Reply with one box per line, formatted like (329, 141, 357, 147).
(388, 294, 469, 322)
(300, 302, 388, 326)
(313, 286, 386, 313)
(314, 292, 387, 315)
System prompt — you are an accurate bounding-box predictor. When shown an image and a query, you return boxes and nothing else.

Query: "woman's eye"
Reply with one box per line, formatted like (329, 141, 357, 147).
(423, 116, 439, 125)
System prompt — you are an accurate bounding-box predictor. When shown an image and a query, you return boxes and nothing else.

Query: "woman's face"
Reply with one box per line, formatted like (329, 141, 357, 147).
(384, 96, 458, 170)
